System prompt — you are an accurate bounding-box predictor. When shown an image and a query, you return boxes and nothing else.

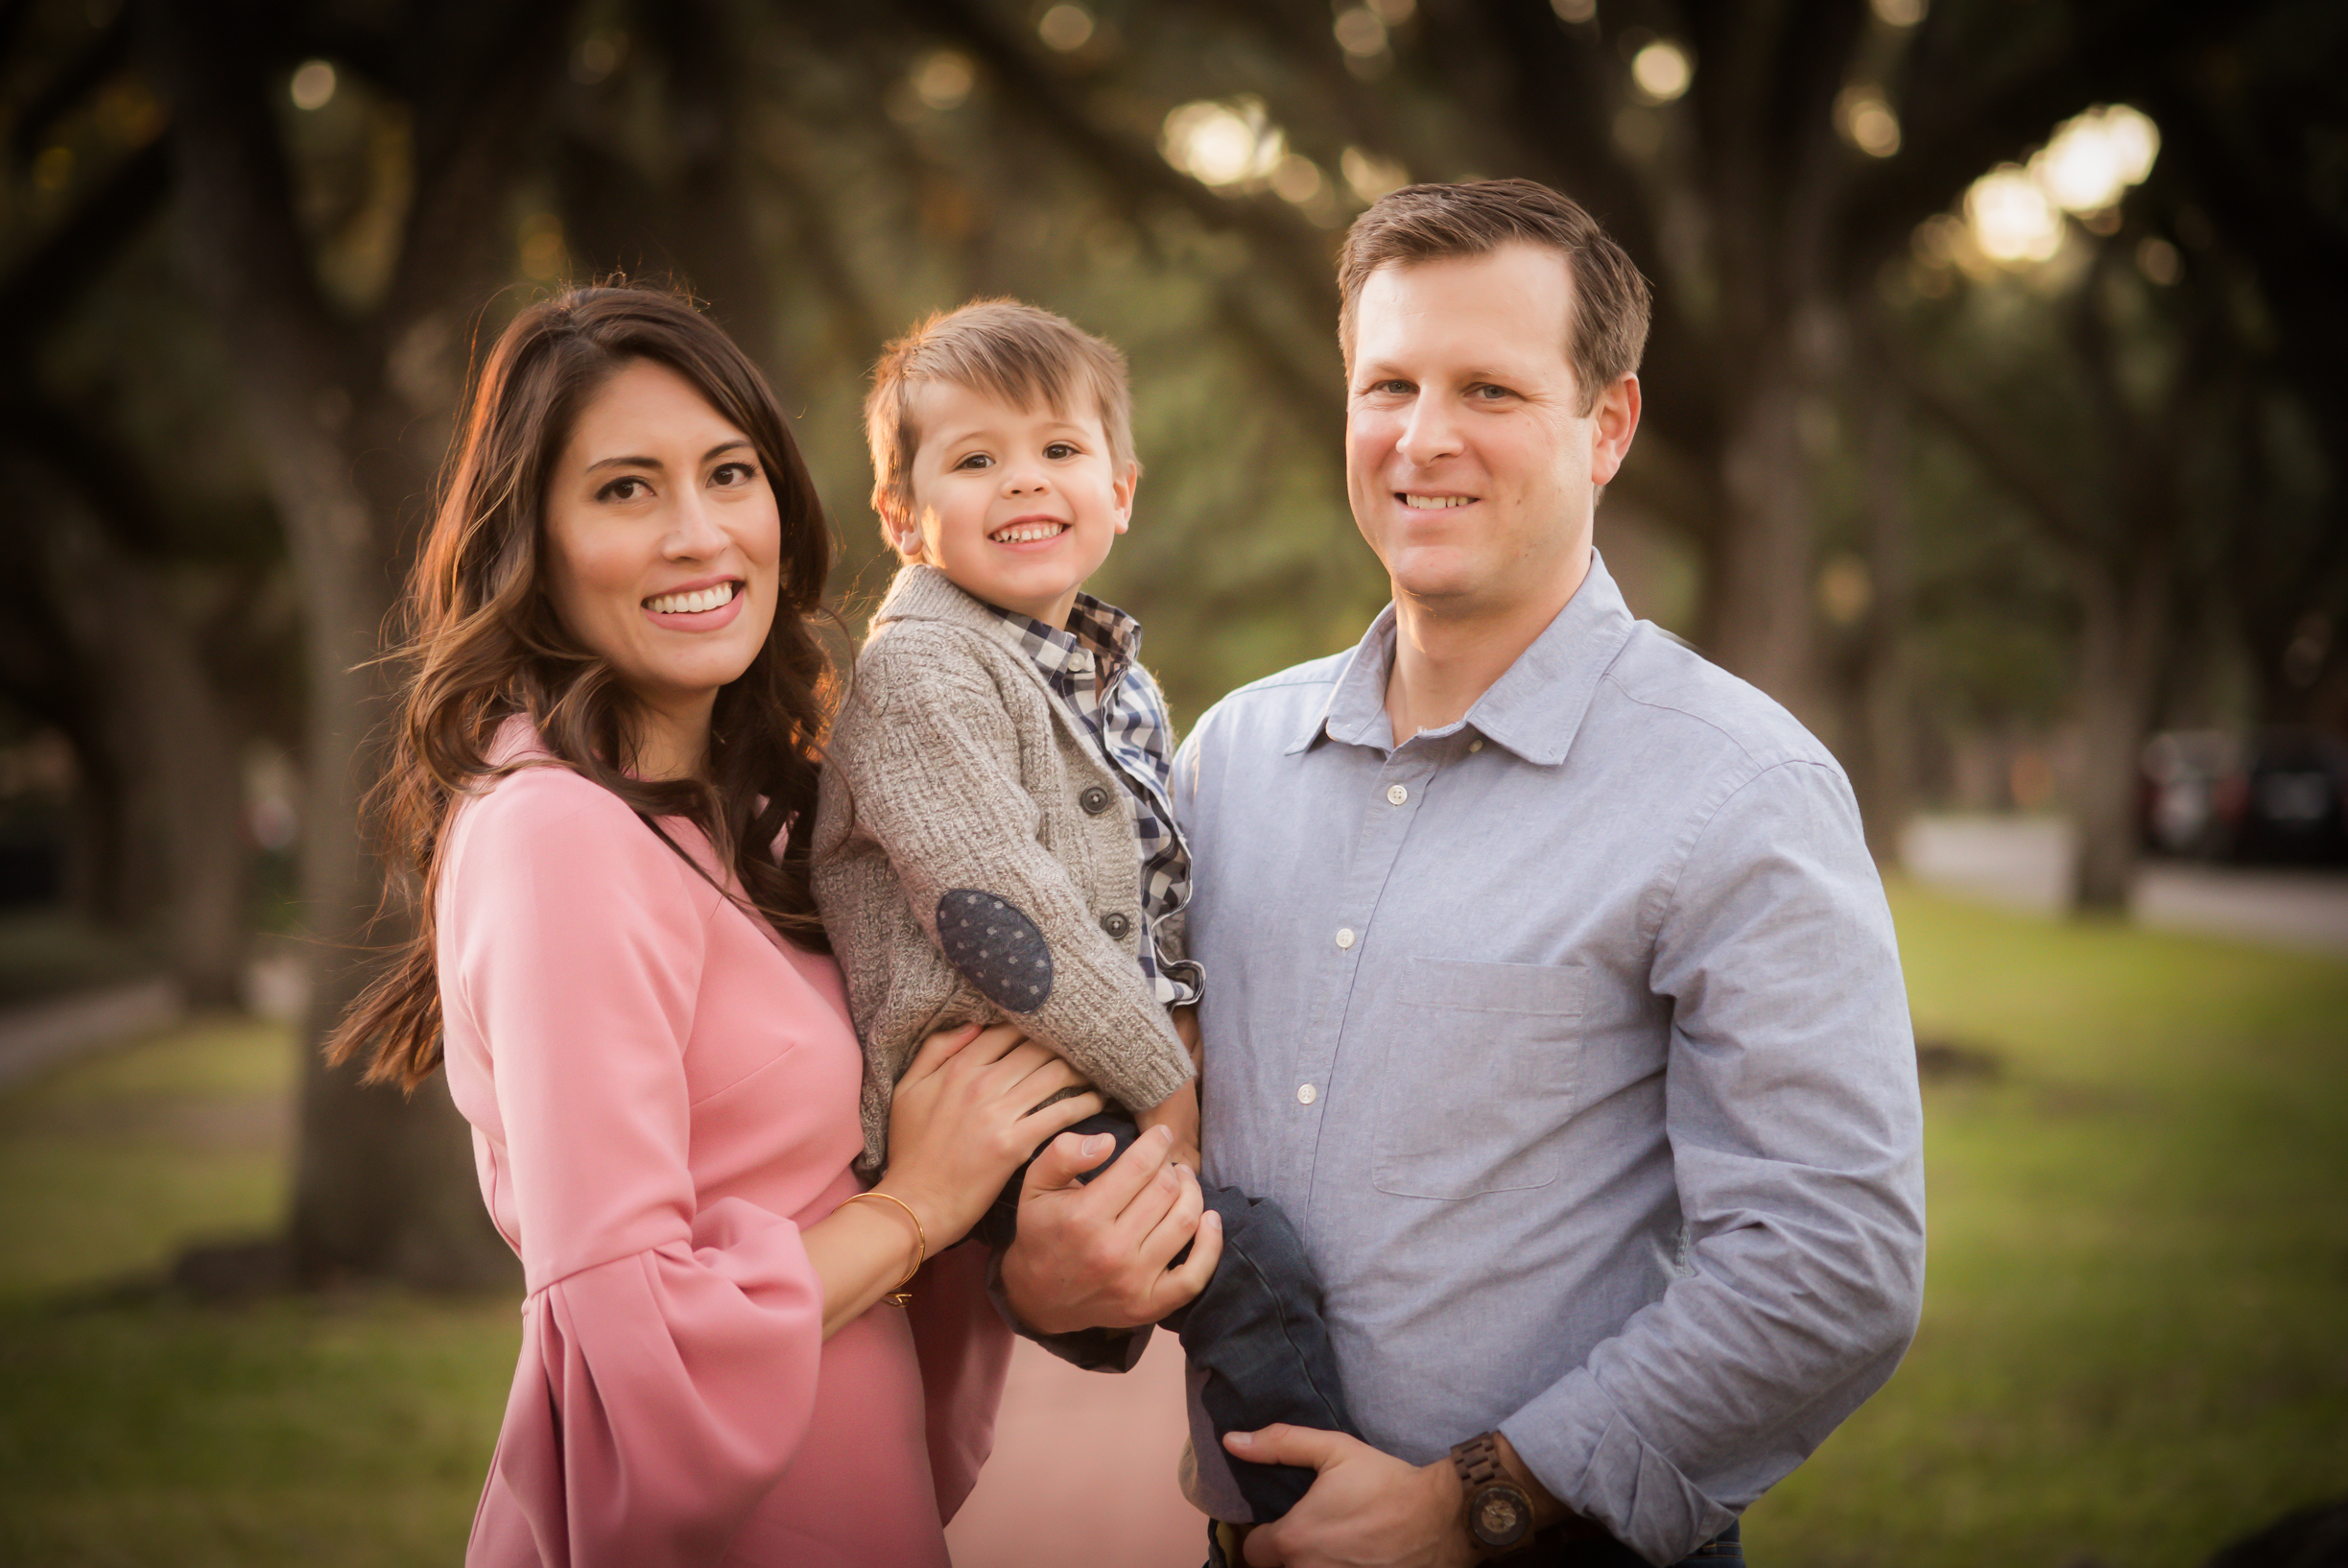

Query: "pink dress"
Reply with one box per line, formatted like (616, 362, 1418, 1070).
(437, 725, 1011, 1566)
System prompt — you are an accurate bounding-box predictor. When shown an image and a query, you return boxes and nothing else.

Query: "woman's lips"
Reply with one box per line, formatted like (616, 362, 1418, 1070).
(642, 579, 747, 630)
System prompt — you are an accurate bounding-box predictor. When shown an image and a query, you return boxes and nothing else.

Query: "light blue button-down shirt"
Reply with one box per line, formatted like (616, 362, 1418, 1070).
(1170, 553, 1925, 1562)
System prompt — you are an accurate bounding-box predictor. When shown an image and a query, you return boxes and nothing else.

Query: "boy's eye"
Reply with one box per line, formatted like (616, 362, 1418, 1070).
(954, 453, 993, 471)
(1045, 441, 1078, 461)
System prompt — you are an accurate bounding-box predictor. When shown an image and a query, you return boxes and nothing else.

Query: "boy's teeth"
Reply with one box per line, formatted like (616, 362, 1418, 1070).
(1404, 494, 1474, 510)
(647, 582, 738, 615)
(991, 522, 1067, 543)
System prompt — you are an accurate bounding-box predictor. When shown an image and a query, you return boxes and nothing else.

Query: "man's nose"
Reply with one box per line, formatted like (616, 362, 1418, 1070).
(1395, 395, 1463, 465)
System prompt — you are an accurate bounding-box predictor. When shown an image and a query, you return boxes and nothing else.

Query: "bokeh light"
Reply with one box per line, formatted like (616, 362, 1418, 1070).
(1966, 166, 2063, 263)
(1631, 41, 1692, 103)
(1162, 99, 1285, 187)
(1334, 7, 1387, 59)
(1340, 145, 1410, 202)
(289, 60, 337, 111)
(1837, 85, 1901, 157)
(2031, 104, 2160, 215)
(913, 51, 974, 112)
(1037, 5, 1094, 53)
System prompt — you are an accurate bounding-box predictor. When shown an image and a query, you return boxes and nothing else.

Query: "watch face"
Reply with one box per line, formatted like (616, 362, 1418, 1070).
(1474, 1485, 1530, 1546)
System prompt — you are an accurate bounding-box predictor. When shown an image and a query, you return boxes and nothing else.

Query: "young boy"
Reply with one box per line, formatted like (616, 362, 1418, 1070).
(810, 299, 1356, 1521)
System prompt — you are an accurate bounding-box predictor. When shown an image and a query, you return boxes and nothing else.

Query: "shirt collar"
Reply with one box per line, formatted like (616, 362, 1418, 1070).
(868, 562, 1138, 676)
(1290, 549, 1639, 767)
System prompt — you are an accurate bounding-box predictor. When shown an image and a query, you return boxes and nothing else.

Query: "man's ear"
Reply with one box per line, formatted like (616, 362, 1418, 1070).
(1111, 463, 1140, 535)
(1589, 374, 1641, 488)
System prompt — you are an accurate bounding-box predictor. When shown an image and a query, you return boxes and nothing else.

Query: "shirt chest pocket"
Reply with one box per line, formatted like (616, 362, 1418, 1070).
(1373, 958, 1588, 1200)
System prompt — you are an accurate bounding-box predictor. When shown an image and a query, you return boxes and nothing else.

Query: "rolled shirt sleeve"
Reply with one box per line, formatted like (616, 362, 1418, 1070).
(1502, 759, 1926, 1561)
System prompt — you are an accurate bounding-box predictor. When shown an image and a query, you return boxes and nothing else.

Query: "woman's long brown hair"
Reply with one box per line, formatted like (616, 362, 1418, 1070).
(327, 284, 834, 1090)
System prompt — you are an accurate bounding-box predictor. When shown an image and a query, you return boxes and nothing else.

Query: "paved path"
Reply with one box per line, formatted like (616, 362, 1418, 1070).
(1901, 816, 2348, 956)
(0, 977, 183, 1089)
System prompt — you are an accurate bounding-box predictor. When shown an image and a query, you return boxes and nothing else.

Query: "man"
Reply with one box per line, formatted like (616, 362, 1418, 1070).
(996, 178, 1925, 1568)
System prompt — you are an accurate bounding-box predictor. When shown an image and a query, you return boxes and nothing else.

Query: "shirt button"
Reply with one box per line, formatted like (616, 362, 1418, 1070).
(1079, 785, 1112, 815)
(1100, 912, 1132, 940)
(1387, 783, 1409, 806)
(1335, 927, 1356, 949)
(1469, 737, 1484, 753)
(1297, 1082, 1317, 1105)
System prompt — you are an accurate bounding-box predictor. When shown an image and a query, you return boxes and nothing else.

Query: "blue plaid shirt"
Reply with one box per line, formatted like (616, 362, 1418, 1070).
(988, 595, 1201, 1006)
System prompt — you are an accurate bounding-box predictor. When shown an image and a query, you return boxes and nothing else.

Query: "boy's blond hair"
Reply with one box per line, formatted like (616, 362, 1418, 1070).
(864, 299, 1138, 548)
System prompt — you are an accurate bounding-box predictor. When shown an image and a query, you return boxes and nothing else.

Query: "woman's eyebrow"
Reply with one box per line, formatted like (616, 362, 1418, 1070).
(583, 439, 750, 474)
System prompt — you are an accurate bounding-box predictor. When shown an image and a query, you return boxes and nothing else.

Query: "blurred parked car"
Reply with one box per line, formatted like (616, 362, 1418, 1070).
(2140, 728, 2348, 866)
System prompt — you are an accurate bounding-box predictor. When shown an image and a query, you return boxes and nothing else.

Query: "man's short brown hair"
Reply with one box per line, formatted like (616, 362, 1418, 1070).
(864, 299, 1136, 542)
(1337, 178, 1651, 413)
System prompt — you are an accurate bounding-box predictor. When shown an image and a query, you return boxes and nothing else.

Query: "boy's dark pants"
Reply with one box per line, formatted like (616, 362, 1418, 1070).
(971, 1111, 1360, 1521)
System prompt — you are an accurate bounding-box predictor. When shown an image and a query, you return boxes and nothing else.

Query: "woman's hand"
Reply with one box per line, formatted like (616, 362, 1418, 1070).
(1134, 1080, 1201, 1173)
(880, 1021, 1104, 1248)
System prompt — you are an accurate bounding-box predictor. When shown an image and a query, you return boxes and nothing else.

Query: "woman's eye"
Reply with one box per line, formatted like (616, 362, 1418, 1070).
(598, 475, 649, 502)
(711, 462, 757, 487)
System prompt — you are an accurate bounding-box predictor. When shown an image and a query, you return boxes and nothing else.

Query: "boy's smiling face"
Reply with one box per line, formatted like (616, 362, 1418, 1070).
(896, 378, 1135, 628)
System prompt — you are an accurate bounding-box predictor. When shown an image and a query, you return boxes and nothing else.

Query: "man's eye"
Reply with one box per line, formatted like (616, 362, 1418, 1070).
(1472, 384, 1513, 400)
(1369, 379, 1412, 395)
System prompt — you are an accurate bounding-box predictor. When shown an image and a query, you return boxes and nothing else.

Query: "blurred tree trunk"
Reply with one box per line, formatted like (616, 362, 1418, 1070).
(142, 0, 569, 1287)
(1857, 336, 1916, 865)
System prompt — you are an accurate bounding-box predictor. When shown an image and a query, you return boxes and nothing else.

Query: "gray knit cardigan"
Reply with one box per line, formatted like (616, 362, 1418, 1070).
(810, 565, 1197, 1176)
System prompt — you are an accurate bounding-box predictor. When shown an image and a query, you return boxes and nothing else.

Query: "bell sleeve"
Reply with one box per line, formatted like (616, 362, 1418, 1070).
(446, 781, 825, 1567)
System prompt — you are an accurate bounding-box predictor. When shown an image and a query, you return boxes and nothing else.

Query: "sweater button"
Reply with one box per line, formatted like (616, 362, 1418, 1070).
(1079, 786, 1113, 815)
(1100, 912, 1133, 940)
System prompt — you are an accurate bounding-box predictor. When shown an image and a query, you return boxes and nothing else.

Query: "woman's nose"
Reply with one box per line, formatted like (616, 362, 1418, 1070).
(665, 491, 727, 557)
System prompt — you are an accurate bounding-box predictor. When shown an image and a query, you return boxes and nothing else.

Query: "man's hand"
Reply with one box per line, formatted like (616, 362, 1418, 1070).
(1223, 1427, 1473, 1568)
(999, 1123, 1222, 1333)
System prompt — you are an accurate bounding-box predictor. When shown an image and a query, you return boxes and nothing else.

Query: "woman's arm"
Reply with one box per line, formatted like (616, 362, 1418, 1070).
(805, 1021, 1109, 1337)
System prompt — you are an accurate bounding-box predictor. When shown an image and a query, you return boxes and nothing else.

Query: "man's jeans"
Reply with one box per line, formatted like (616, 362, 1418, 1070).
(1203, 1516, 1743, 1566)
(973, 1111, 1361, 1520)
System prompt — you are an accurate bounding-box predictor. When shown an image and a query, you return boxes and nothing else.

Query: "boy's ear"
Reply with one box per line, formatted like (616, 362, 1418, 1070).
(874, 498, 921, 561)
(1111, 463, 1139, 535)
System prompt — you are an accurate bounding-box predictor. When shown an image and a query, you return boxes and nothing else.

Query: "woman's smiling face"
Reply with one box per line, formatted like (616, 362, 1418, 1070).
(540, 357, 780, 771)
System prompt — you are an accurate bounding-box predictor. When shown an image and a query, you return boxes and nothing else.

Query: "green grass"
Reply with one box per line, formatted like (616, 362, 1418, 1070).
(1748, 884, 2348, 1566)
(0, 1017, 518, 1567)
(0, 887, 2341, 1565)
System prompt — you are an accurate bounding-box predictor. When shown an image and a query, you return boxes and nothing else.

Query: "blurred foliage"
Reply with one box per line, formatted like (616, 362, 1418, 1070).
(2, 901, 2342, 1563)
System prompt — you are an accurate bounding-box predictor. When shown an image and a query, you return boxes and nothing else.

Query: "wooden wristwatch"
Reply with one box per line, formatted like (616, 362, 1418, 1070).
(1449, 1433, 1533, 1557)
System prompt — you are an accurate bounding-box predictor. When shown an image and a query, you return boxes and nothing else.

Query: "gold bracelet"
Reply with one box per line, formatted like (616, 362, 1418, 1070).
(840, 1190, 925, 1305)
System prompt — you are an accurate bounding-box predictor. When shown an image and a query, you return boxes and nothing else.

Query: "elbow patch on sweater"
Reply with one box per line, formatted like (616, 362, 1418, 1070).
(937, 889, 1055, 1011)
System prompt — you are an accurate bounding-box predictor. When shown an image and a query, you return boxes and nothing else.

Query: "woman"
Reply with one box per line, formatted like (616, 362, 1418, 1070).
(328, 284, 1105, 1566)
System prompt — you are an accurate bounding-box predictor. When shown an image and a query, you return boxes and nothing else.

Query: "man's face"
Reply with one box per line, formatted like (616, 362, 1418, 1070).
(1345, 241, 1638, 621)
